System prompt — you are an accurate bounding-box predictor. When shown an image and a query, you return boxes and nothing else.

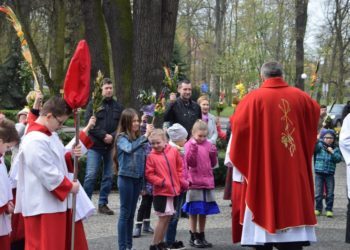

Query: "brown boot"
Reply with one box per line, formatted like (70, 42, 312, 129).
(98, 204, 114, 215)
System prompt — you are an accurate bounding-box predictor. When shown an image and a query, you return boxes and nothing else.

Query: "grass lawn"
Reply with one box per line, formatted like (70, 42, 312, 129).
(210, 106, 234, 117)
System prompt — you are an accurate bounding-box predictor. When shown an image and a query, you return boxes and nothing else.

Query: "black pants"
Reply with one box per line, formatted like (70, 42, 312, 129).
(136, 194, 153, 222)
(346, 198, 350, 243)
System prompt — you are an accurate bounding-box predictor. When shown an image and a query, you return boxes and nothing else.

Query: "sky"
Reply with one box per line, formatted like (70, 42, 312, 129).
(305, 0, 327, 56)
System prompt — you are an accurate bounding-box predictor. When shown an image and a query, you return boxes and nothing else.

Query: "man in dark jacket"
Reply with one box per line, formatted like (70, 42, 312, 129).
(163, 79, 201, 139)
(84, 78, 123, 215)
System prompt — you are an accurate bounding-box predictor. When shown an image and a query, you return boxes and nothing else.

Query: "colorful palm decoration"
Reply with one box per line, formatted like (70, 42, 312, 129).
(92, 71, 104, 115)
(163, 65, 179, 94)
(0, 5, 40, 91)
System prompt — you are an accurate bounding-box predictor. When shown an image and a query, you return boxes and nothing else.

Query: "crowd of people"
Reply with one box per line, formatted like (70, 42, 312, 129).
(1, 61, 350, 250)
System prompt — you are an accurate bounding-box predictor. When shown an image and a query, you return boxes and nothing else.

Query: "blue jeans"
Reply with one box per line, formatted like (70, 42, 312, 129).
(315, 172, 335, 212)
(83, 149, 113, 205)
(117, 175, 142, 250)
(165, 193, 184, 245)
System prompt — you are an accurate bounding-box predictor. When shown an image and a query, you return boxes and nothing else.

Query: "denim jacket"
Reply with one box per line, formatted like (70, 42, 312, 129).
(117, 133, 148, 178)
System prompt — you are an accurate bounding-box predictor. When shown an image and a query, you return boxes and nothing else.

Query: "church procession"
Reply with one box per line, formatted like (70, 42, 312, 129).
(2, 1, 350, 250)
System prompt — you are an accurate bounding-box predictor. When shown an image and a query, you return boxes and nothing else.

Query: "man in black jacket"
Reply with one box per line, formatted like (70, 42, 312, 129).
(84, 78, 123, 215)
(163, 79, 201, 139)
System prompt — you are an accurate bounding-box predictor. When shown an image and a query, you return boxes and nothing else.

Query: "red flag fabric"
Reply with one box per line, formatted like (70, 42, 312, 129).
(64, 40, 91, 109)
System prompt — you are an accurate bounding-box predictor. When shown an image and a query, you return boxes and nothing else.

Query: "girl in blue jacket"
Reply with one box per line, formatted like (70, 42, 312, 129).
(113, 108, 152, 250)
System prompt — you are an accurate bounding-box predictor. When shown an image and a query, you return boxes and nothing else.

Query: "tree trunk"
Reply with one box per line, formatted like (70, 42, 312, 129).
(102, 0, 133, 105)
(81, 0, 110, 91)
(50, 0, 66, 95)
(132, 0, 179, 108)
(211, 0, 227, 104)
(295, 0, 308, 90)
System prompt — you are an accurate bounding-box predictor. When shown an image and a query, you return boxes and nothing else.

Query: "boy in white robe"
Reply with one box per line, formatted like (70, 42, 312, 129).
(0, 118, 20, 250)
(15, 96, 92, 250)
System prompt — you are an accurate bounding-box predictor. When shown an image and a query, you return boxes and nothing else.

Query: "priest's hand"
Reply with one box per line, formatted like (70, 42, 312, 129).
(71, 182, 80, 194)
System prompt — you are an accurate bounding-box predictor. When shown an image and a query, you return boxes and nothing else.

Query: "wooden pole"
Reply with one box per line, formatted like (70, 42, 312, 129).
(71, 108, 80, 250)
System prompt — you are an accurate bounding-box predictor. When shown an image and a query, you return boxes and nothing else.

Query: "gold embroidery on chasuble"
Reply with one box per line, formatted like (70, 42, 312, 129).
(279, 98, 296, 156)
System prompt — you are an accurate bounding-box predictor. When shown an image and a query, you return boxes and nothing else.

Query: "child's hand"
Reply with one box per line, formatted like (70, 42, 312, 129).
(72, 144, 83, 157)
(0, 113, 5, 123)
(70, 181, 80, 194)
(145, 124, 154, 137)
(209, 144, 217, 153)
(33, 91, 43, 109)
(327, 147, 334, 154)
(87, 116, 96, 130)
(7, 201, 14, 214)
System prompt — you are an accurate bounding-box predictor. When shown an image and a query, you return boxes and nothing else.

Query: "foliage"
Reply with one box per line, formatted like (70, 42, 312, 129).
(163, 65, 179, 94)
(1, 109, 18, 122)
(215, 101, 227, 116)
(0, 41, 27, 109)
(137, 88, 157, 105)
(92, 71, 104, 115)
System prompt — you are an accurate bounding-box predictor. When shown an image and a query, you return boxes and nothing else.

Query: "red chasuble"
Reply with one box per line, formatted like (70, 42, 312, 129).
(230, 77, 319, 234)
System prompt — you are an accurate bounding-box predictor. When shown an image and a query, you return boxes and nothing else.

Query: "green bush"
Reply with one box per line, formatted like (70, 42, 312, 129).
(2, 110, 20, 122)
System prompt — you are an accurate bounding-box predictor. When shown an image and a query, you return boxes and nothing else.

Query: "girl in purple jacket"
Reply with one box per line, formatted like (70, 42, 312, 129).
(183, 119, 220, 248)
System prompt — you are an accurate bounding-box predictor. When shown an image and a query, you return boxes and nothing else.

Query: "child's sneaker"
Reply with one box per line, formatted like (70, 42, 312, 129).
(169, 241, 186, 249)
(314, 210, 321, 216)
(326, 211, 333, 217)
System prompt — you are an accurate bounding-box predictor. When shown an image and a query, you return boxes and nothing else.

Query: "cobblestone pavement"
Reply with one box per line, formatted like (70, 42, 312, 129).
(85, 162, 349, 250)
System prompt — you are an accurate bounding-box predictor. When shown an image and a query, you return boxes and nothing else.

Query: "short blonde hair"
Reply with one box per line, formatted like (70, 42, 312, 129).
(148, 128, 167, 141)
(191, 119, 208, 134)
(197, 95, 209, 105)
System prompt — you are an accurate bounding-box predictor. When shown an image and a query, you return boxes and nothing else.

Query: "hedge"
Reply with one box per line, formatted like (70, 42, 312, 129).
(0, 109, 86, 126)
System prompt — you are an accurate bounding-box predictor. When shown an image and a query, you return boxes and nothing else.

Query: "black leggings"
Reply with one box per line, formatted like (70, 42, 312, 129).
(136, 194, 153, 222)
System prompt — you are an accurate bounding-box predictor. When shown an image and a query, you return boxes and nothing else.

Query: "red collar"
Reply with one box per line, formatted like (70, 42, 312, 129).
(26, 122, 52, 136)
(261, 77, 289, 88)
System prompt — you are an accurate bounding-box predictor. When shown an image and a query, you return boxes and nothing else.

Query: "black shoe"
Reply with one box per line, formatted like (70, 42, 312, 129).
(133, 223, 142, 238)
(157, 242, 170, 250)
(150, 245, 158, 250)
(189, 231, 205, 248)
(169, 240, 186, 249)
(98, 204, 114, 215)
(198, 232, 212, 248)
(143, 220, 154, 234)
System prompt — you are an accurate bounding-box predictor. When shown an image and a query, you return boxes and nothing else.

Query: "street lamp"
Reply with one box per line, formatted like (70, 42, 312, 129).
(301, 73, 307, 80)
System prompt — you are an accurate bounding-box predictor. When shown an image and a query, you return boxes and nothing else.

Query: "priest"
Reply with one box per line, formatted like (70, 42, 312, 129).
(230, 61, 319, 249)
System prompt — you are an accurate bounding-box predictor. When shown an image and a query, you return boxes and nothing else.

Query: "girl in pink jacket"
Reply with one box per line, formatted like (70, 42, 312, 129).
(183, 119, 219, 248)
(145, 129, 185, 250)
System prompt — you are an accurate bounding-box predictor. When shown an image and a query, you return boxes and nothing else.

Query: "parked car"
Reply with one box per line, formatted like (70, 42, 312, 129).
(327, 104, 346, 128)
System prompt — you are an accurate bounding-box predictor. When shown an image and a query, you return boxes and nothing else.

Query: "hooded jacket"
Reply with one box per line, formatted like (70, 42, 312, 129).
(145, 144, 184, 196)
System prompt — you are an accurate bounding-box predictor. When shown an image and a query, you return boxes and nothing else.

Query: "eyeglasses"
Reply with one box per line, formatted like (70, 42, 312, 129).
(324, 137, 334, 139)
(53, 115, 65, 126)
